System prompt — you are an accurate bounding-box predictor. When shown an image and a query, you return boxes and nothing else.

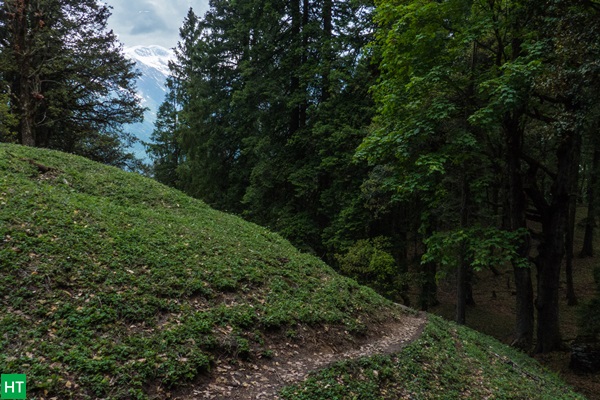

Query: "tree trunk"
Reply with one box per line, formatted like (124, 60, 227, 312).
(18, 89, 36, 146)
(420, 260, 438, 311)
(513, 265, 534, 349)
(456, 258, 467, 325)
(565, 138, 580, 306)
(299, 0, 309, 128)
(535, 214, 566, 353)
(531, 125, 580, 353)
(321, 0, 332, 103)
(9, 0, 37, 147)
(420, 220, 439, 311)
(289, 0, 301, 135)
(391, 208, 411, 307)
(580, 147, 599, 257)
(456, 170, 470, 325)
(466, 266, 476, 306)
(505, 115, 534, 350)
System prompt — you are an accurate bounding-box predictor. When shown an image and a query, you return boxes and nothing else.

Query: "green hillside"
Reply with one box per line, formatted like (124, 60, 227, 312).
(0, 144, 584, 399)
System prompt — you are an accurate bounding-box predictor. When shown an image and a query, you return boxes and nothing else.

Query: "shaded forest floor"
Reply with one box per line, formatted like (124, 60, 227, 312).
(428, 209, 600, 399)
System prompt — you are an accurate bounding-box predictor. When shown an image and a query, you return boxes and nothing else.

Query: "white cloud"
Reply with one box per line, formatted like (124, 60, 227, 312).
(103, 0, 209, 49)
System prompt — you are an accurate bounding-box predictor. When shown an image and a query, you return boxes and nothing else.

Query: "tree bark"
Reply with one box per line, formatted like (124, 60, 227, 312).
(299, 0, 309, 128)
(18, 86, 36, 146)
(456, 170, 470, 325)
(535, 213, 566, 353)
(321, 0, 332, 103)
(565, 132, 581, 306)
(8, 0, 38, 146)
(420, 260, 438, 311)
(505, 115, 534, 350)
(420, 219, 439, 311)
(289, 0, 302, 135)
(530, 124, 580, 353)
(580, 146, 599, 257)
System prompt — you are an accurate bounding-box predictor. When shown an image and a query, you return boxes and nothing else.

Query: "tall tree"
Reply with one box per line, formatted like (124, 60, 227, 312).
(580, 139, 600, 257)
(167, 0, 379, 258)
(526, 0, 599, 352)
(176, 0, 258, 213)
(147, 8, 201, 187)
(366, 0, 600, 352)
(260, 0, 379, 252)
(0, 0, 144, 167)
(146, 92, 181, 187)
(362, 0, 513, 325)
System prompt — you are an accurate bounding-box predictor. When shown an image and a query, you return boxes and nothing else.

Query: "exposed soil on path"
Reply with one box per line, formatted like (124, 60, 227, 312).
(179, 310, 427, 399)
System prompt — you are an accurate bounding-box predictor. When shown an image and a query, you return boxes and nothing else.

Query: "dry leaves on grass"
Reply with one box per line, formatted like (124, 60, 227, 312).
(185, 312, 426, 400)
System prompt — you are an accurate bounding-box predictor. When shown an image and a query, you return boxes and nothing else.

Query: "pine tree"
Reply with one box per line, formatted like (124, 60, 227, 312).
(146, 90, 181, 187)
(238, 0, 379, 252)
(0, 0, 144, 167)
(147, 8, 201, 187)
(175, 2, 255, 213)
(158, 0, 380, 256)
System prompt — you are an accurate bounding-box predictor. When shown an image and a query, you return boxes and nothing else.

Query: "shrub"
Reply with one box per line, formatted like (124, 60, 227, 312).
(336, 236, 405, 301)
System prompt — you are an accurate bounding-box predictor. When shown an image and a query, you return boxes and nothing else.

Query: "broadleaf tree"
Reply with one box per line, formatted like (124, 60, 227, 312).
(365, 0, 600, 352)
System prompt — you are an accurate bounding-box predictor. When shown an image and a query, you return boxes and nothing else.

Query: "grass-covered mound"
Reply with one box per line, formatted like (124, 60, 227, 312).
(0, 144, 583, 399)
(282, 316, 585, 399)
(0, 144, 391, 399)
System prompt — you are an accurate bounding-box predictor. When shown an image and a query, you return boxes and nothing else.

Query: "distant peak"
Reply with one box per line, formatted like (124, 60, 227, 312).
(123, 45, 174, 76)
(126, 45, 173, 58)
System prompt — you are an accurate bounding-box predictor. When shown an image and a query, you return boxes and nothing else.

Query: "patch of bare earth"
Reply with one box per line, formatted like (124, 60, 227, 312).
(174, 310, 426, 399)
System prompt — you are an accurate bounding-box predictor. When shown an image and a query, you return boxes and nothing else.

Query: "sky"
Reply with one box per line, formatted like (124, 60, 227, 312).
(102, 0, 209, 49)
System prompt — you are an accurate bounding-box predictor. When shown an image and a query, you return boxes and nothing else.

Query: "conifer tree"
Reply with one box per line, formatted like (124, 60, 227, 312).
(0, 0, 144, 167)
(147, 8, 201, 187)
(146, 91, 181, 187)
(151, 0, 380, 256)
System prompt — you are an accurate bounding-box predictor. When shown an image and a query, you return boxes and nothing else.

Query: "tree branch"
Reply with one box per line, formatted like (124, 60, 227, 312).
(520, 153, 557, 180)
(527, 107, 558, 124)
(523, 161, 550, 213)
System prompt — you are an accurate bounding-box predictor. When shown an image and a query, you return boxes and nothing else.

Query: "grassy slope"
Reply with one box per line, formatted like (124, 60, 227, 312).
(0, 144, 583, 399)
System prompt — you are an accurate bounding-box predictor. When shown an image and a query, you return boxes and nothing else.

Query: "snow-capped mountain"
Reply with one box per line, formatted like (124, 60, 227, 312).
(124, 45, 173, 76)
(123, 45, 174, 161)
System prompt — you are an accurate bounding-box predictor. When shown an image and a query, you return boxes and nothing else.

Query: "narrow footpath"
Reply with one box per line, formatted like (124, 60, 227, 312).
(189, 311, 427, 399)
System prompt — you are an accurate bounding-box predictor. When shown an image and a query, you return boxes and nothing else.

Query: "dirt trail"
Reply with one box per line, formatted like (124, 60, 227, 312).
(187, 311, 427, 399)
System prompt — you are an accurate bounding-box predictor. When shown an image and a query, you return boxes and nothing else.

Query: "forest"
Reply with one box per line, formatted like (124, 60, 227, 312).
(2, 0, 600, 367)
(146, 0, 600, 356)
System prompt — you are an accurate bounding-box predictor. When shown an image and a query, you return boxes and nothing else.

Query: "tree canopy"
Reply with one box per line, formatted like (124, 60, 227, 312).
(148, 0, 600, 354)
(0, 0, 144, 167)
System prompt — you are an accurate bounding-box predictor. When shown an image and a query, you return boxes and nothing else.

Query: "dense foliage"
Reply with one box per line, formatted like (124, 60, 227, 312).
(149, 0, 600, 354)
(0, 0, 144, 167)
(148, 1, 387, 258)
(367, 0, 600, 353)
